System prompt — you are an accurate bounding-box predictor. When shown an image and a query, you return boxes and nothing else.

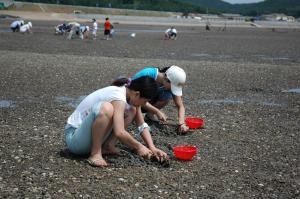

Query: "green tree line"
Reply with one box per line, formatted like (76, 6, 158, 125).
(16, 0, 217, 14)
(182, 0, 300, 18)
(232, 0, 300, 18)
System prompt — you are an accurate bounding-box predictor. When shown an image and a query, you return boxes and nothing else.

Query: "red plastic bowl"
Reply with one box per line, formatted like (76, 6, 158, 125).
(185, 117, 206, 129)
(173, 145, 198, 160)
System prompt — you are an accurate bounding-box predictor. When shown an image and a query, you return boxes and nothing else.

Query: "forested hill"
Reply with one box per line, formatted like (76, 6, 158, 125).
(180, 0, 232, 10)
(181, 0, 300, 17)
(14, 0, 300, 17)
(231, 0, 300, 17)
(14, 0, 211, 14)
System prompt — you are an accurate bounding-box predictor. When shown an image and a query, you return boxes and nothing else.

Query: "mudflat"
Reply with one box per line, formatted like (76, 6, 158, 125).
(0, 19, 300, 198)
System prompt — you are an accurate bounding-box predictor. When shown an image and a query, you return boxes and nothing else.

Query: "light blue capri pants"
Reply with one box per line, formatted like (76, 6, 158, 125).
(64, 101, 112, 155)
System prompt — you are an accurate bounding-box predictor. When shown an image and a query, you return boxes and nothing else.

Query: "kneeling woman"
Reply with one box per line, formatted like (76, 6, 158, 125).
(64, 76, 168, 167)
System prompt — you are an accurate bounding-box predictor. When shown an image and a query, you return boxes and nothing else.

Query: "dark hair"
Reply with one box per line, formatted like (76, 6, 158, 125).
(112, 76, 158, 100)
(158, 66, 170, 73)
(106, 17, 109, 20)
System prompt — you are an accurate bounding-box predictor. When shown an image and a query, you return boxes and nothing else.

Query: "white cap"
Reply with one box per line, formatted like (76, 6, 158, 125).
(166, 65, 186, 96)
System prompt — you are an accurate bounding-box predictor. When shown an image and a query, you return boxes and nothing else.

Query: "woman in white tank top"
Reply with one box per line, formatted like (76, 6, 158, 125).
(65, 76, 168, 167)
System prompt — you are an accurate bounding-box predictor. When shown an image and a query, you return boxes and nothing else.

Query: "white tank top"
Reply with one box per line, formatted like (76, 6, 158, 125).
(67, 86, 129, 128)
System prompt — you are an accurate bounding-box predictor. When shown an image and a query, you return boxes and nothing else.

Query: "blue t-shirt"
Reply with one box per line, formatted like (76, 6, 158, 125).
(132, 67, 173, 101)
(132, 67, 158, 80)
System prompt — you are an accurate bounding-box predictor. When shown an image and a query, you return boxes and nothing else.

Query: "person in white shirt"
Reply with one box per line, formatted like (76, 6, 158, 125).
(67, 22, 83, 40)
(92, 18, 98, 40)
(64, 76, 168, 167)
(20, 22, 32, 33)
(164, 27, 177, 40)
(10, 20, 24, 32)
(80, 25, 89, 39)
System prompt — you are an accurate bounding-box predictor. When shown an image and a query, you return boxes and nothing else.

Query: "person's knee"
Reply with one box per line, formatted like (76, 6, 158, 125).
(124, 107, 136, 125)
(99, 102, 114, 119)
(129, 106, 137, 116)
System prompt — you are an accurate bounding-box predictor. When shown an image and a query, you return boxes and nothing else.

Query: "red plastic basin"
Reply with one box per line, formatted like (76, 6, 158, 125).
(185, 117, 206, 129)
(173, 145, 198, 160)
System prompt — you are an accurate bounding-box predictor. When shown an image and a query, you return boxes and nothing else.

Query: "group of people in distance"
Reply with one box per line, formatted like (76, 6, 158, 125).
(10, 20, 33, 33)
(65, 65, 188, 167)
(11, 18, 178, 40)
(54, 17, 114, 40)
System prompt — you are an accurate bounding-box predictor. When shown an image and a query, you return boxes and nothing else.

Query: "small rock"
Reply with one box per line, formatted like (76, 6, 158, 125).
(118, 178, 126, 182)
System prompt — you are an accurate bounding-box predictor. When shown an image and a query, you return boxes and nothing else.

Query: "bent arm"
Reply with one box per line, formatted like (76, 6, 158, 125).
(142, 102, 167, 122)
(111, 101, 143, 151)
(143, 102, 159, 115)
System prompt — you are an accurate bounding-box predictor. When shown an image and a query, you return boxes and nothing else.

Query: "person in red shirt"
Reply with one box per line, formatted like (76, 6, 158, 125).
(104, 17, 113, 40)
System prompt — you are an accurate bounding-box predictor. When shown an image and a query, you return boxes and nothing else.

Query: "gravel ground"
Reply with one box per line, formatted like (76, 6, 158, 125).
(0, 19, 299, 199)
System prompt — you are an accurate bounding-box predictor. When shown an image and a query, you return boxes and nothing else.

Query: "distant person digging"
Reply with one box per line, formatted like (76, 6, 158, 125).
(55, 23, 71, 35)
(164, 27, 177, 40)
(67, 22, 83, 40)
(205, 21, 211, 31)
(80, 25, 90, 39)
(104, 17, 114, 40)
(10, 20, 24, 32)
(20, 22, 32, 34)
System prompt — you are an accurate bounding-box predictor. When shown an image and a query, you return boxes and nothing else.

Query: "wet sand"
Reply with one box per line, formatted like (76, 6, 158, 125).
(0, 18, 300, 198)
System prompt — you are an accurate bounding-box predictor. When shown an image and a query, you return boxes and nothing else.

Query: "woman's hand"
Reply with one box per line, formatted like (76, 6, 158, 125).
(150, 147, 169, 162)
(136, 145, 153, 159)
(177, 123, 189, 134)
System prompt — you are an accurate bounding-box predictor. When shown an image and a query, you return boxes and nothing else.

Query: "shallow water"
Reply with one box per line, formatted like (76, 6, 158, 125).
(0, 28, 12, 33)
(190, 53, 211, 58)
(190, 53, 233, 59)
(198, 99, 284, 107)
(261, 102, 283, 107)
(0, 100, 15, 108)
(283, 88, 300, 94)
(190, 53, 291, 61)
(55, 96, 86, 108)
(253, 54, 290, 61)
(198, 99, 244, 105)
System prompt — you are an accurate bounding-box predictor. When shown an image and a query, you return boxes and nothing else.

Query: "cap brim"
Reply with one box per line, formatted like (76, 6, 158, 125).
(171, 84, 182, 96)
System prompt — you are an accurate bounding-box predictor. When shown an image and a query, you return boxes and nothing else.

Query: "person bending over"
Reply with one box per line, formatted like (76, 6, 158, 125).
(132, 65, 189, 134)
(64, 76, 168, 167)
(10, 20, 24, 32)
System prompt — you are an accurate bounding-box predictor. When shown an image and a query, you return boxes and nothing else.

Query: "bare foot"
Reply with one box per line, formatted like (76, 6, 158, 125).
(102, 145, 120, 155)
(87, 156, 108, 167)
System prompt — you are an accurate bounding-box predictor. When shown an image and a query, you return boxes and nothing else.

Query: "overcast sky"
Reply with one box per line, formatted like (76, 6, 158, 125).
(222, 0, 264, 4)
